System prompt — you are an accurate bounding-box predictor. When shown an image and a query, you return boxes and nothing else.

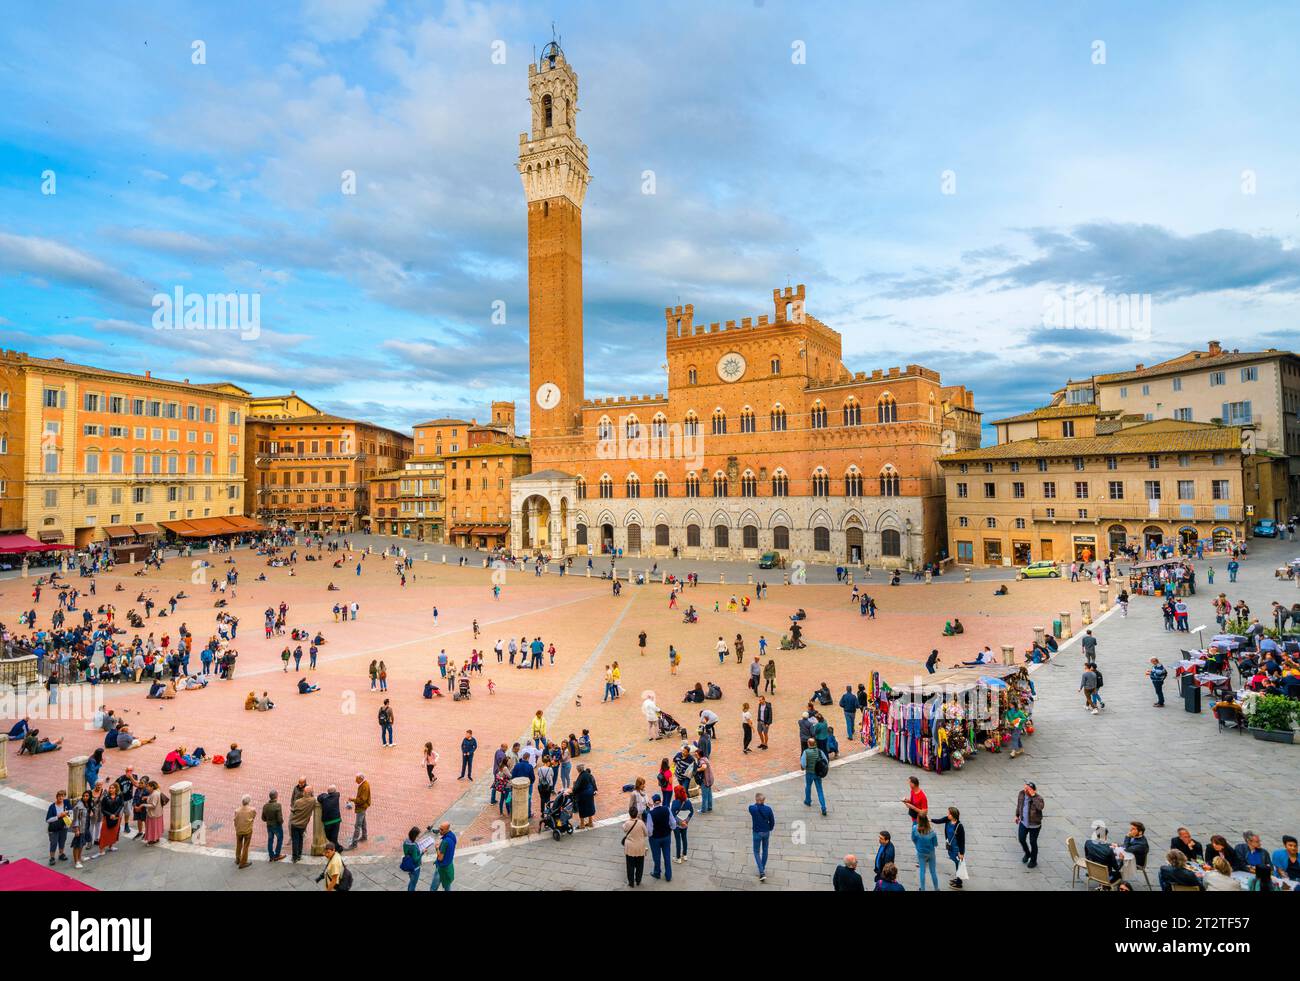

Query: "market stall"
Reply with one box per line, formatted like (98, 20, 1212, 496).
(1126, 558, 1197, 597)
(859, 663, 1036, 772)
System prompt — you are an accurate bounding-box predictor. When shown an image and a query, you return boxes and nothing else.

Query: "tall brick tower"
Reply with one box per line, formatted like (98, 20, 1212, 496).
(518, 40, 590, 443)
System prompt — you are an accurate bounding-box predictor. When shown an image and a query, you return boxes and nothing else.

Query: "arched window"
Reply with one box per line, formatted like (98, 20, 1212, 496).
(711, 409, 727, 435)
(877, 394, 898, 424)
(576, 523, 588, 545)
(881, 528, 902, 556)
(843, 398, 862, 427)
(686, 524, 701, 547)
(740, 470, 757, 497)
(625, 473, 640, 498)
(742, 525, 759, 549)
(655, 524, 670, 546)
(599, 474, 614, 499)
(770, 404, 787, 431)
(575, 477, 586, 499)
(625, 415, 641, 439)
(713, 524, 729, 548)
(845, 467, 864, 497)
(773, 526, 790, 549)
(739, 407, 756, 433)
(811, 469, 830, 497)
(810, 401, 828, 429)
(651, 414, 668, 438)
(813, 526, 831, 551)
(687, 366, 698, 386)
(542, 94, 553, 128)
(771, 470, 789, 497)
(653, 473, 668, 498)
(685, 472, 700, 498)
(712, 471, 728, 497)
(683, 412, 699, 436)
(770, 356, 781, 375)
(879, 466, 900, 497)
(597, 416, 613, 441)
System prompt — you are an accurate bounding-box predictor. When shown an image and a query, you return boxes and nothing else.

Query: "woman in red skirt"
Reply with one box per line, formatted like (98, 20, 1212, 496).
(98, 783, 124, 852)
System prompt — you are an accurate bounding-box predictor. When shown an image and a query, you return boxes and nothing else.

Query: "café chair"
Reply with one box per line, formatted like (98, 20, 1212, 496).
(1066, 836, 1088, 887)
(1086, 859, 1115, 891)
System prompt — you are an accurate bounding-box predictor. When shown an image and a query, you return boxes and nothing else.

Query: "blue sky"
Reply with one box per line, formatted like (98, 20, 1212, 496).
(1, 0, 1297, 435)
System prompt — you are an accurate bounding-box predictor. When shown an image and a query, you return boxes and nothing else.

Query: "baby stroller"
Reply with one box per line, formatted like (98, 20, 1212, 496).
(656, 710, 688, 741)
(452, 675, 472, 701)
(542, 791, 575, 840)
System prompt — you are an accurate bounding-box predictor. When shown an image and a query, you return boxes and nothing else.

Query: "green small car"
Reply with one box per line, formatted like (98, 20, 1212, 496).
(759, 551, 779, 569)
(1018, 560, 1060, 579)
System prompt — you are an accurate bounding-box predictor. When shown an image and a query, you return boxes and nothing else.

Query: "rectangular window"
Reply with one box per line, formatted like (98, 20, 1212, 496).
(1222, 401, 1252, 425)
(1209, 371, 1225, 386)
(1211, 480, 1230, 500)
(1074, 481, 1088, 499)
(1037, 459, 1048, 473)
(956, 541, 973, 563)
(955, 482, 968, 499)
(1107, 481, 1124, 500)
(983, 482, 995, 498)
(1177, 480, 1195, 500)
(1012, 481, 1025, 499)
(1240, 366, 1257, 382)
(1147, 455, 1160, 469)
(1173, 407, 1192, 421)
(1145, 480, 1162, 500)
(1172, 377, 1182, 391)
(1042, 481, 1056, 499)
(1073, 457, 1085, 471)
(1141, 384, 1150, 396)
(1061, 420, 1075, 437)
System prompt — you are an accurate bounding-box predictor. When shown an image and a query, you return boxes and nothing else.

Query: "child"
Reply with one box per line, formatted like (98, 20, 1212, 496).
(487, 679, 496, 696)
(578, 729, 592, 754)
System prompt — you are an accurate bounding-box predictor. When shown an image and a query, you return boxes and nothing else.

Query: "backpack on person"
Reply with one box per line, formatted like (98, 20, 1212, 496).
(814, 751, 829, 779)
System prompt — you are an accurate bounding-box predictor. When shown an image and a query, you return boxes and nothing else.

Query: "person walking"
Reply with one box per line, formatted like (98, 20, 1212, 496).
(401, 826, 423, 891)
(459, 729, 478, 779)
(749, 792, 776, 882)
(621, 802, 647, 887)
(1081, 629, 1098, 665)
(378, 699, 395, 747)
(741, 702, 753, 754)
(1146, 657, 1168, 707)
(933, 806, 966, 889)
(670, 785, 694, 864)
(430, 821, 456, 891)
(756, 695, 772, 750)
(45, 791, 70, 866)
(763, 658, 776, 694)
(646, 794, 675, 881)
(839, 685, 857, 740)
(1079, 663, 1099, 714)
(347, 773, 371, 848)
(233, 795, 256, 869)
(802, 737, 828, 815)
(424, 742, 439, 785)
(1015, 781, 1045, 869)
(911, 813, 940, 891)
(289, 784, 314, 862)
(262, 789, 285, 862)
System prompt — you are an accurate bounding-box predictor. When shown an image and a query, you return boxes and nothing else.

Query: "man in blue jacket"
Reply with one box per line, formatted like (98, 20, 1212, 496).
(838, 686, 858, 741)
(873, 831, 895, 882)
(646, 794, 676, 882)
(748, 792, 776, 882)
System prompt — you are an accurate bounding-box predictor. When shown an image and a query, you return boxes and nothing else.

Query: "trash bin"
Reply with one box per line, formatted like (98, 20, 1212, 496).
(1181, 678, 1202, 714)
(190, 792, 205, 826)
(1052, 619, 1062, 638)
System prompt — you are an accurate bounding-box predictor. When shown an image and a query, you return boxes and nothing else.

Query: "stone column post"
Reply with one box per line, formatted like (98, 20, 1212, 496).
(925, 570, 933, 584)
(67, 755, 89, 800)
(1000, 644, 1015, 665)
(661, 571, 667, 584)
(585, 567, 591, 578)
(168, 780, 193, 841)
(1098, 587, 1109, 612)
(1033, 626, 1045, 647)
(442, 553, 447, 563)
(1059, 611, 1073, 639)
(0, 734, 8, 780)
(719, 573, 725, 585)
(311, 800, 327, 856)
(1080, 599, 1092, 625)
(964, 569, 972, 583)
(747, 574, 754, 585)
(509, 776, 531, 838)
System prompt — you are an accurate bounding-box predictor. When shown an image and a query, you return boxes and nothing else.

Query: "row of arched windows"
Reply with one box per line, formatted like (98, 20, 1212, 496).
(576, 522, 903, 557)
(575, 466, 900, 499)
(594, 394, 905, 439)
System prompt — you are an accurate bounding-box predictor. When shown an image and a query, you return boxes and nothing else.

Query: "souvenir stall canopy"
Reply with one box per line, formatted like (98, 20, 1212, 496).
(860, 664, 1035, 773)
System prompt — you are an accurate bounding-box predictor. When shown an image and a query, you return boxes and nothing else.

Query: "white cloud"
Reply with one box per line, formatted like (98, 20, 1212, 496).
(179, 172, 217, 192)
(302, 0, 385, 43)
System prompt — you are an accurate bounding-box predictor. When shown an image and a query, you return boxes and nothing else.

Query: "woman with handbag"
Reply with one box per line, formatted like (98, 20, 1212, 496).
(45, 790, 70, 866)
(400, 826, 423, 891)
(71, 791, 91, 869)
(932, 806, 966, 889)
(621, 802, 648, 887)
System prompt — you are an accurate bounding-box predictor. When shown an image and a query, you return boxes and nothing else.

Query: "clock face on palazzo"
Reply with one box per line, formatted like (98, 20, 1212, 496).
(716, 352, 746, 382)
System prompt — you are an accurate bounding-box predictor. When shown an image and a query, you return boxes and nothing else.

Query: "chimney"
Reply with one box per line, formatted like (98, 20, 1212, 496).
(1208, 340, 1222, 356)
(1135, 364, 1144, 371)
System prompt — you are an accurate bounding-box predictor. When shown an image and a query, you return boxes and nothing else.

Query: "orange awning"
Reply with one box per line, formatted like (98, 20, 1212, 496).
(130, 523, 160, 537)
(103, 525, 134, 539)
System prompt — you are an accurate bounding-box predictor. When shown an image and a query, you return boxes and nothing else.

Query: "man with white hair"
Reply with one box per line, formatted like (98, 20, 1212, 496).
(642, 692, 661, 740)
(233, 794, 257, 869)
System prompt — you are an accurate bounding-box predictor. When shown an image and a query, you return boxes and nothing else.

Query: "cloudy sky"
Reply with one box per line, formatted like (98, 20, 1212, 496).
(1, 0, 1297, 436)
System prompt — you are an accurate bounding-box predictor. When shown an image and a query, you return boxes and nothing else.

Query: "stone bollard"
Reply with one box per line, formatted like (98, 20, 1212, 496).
(1080, 599, 1092, 625)
(0, 734, 8, 780)
(1000, 644, 1016, 665)
(442, 554, 447, 564)
(720, 573, 725, 585)
(748, 574, 754, 585)
(964, 569, 972, 583)
(168, 780, 193, 841)
(925, 570, 933, 585)
(1033, 626, 1045, 647)
(509, 776, 531, 838)
(67, 755, 89, 800)
(661, 571, 667, 584)
(586, 567, 591, 578)
(1059, 611, 1073, 640)
(1098, 587, 1109, 612)
(311, 800, 327, 856)
(423, 553, 428, 562)
(128, 554, 134, 566)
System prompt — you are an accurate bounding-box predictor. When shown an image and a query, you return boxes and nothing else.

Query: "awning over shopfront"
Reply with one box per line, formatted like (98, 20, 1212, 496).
(472, 524, 509, 537)
(103, 525, 135, 540)
(161, 516, 265, 538)
(0, 533, 73, 554)
(131, 523, 160, 537)
(38, 530, 64, 543)
(449, 526, 474, 537)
